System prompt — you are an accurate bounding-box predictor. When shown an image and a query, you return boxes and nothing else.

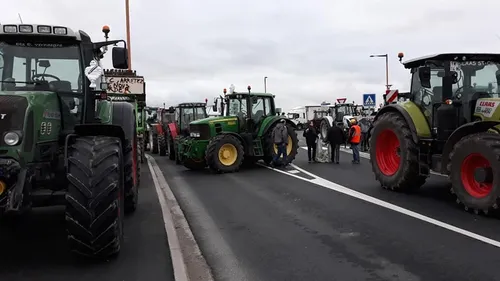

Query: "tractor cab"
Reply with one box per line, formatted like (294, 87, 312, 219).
(219, 85, 276, 135)
(174, 102, 208, 136)
(400, 52, 500, 143)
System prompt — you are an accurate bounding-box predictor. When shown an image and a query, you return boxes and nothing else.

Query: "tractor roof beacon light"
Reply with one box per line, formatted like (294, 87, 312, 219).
(102, 25, 110, 40)
(223, 88, 227, 95)
(398, 52, 404, 64)
(205, 98, 208, 104)
(247, 85, 251, 93)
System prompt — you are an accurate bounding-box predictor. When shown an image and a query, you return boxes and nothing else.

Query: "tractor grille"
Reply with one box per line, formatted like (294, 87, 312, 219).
(189, 124, 211, 140)
(0, 96, 28, 146)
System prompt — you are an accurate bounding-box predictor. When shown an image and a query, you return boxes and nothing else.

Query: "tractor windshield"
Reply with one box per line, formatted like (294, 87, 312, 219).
(453, 62, 500, 97)
(180, 106, 207, 130)
(227, 97, 247, 118)
(336, 104, 355, 116)
(0, 40, 83, 93)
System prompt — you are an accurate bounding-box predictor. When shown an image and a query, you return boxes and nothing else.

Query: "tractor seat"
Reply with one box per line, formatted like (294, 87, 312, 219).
(49, 81, 72, 92)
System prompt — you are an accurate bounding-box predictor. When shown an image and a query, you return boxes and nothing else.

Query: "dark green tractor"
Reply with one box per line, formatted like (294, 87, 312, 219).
(177, 86, 299, 172)
(0, 23, 139, 259)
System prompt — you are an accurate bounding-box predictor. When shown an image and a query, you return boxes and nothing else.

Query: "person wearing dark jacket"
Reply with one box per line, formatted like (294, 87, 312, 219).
(326, 121, 345, 164)
(303, 121, 318, 163)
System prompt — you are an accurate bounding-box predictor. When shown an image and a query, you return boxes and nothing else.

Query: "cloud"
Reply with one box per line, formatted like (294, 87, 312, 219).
(2, 0, 500, 110)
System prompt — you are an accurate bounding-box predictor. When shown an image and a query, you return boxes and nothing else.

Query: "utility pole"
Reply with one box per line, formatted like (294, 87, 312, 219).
(370, 54, 391, 90)
(125, 0, 132, 70)
(264, 76, 268, 93)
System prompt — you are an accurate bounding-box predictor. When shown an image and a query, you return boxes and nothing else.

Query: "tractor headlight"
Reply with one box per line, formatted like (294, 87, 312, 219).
(4, 132, 20, 146)
(190, 132, 200, 138)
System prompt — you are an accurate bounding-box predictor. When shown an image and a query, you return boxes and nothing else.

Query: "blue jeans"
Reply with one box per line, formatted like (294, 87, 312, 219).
(273, 143, 287, 164)
(351, 143, 360, 163)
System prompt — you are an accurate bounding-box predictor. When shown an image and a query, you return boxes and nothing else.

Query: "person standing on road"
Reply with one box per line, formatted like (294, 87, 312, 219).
(359, 118, 370, 152)
(272, 119, 289, 167)
(303, 121, 318, 163)
(348, 118, 361, 164)
(326, 121, 345, 164)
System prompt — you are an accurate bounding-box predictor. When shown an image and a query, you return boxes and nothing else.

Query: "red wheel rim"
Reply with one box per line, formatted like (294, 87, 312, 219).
(132, 135, 138, 186)
(375, 129, 401, 176)
(460, 153, 492, 198)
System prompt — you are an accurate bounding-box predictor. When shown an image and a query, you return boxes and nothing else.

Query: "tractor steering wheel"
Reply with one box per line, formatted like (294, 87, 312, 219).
(453, 86, 465, 99)
(32, 73, 61, 82)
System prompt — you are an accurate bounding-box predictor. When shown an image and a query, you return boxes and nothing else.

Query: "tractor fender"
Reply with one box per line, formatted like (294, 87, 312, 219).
(154, 123, 164, 135)
(260, 116, 297, 137)
(322, 116, 334, 127)
(374, 103, 431, 143)
(111, 102, 136, 143)
(218, 131, 245, 144)
(440, 120, 500, 174)
(168, 123, 178, 138)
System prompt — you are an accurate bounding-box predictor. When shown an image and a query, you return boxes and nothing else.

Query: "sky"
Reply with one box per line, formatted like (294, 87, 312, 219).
(2, 0, 500, 112)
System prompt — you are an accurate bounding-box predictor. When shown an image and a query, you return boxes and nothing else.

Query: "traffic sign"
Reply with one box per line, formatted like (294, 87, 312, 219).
(385, 89, 399, 103)
(363, 93, 376, 107)
(337, 98, 347, 104)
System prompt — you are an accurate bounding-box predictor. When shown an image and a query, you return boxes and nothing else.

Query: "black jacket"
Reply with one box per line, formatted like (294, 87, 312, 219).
(327, 125, 345, 145)
(303, 126, 318, 145)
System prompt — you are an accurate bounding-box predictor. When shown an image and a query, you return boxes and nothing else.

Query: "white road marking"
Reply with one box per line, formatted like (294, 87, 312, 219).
(258, 162, 500, 249)
(300, 146, 446, 177)
(288, 169, 300, 174)
(146, 155, 214, 281)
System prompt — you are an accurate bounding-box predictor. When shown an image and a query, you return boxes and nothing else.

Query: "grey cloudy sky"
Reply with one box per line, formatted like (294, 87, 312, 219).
(2, 0, 500, 112)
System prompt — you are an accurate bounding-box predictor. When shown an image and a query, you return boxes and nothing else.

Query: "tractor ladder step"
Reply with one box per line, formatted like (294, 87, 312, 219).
(252, 139, 264, 157)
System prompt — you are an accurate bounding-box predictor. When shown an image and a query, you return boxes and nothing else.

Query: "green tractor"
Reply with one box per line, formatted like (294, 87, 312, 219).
(177, 85, 299, 172)
(370, 52, 500, 214)
(104, 69, 147, 163)
(144, 106, 159, 152)
(0, 23, 139, 258)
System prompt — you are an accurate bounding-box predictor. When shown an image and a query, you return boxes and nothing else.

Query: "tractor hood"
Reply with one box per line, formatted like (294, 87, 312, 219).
(190, 115, 237, 125)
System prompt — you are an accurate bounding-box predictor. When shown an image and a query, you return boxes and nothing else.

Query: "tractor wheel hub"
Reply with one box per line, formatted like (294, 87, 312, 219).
(474, 167, 493, 184)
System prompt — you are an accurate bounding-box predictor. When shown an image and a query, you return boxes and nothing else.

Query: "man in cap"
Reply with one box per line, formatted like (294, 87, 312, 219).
(271, 119, 289, 167)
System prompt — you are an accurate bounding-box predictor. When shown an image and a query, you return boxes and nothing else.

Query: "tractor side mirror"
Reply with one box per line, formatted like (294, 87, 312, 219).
(496, 70, 500, 84)
(419, 66, 431, 88)
(168, 106, 175, 113)
(112, 47, 129, 69)
(152, 113, 157, 120)
(251, 96, 259, 104)
(212, 104, 217, 112)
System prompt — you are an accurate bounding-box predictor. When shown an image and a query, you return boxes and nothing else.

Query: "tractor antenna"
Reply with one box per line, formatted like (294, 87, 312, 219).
(18, 13, 23, 24)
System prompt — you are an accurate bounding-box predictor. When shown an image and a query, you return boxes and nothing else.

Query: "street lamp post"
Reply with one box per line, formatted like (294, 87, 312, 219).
(370, 54, 390, 90)
(264, 76, 268, 93)
(125, 0, 132, 70)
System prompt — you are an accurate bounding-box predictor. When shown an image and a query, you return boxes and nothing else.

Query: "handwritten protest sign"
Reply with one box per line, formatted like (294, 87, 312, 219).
(106, 76, 145, 94)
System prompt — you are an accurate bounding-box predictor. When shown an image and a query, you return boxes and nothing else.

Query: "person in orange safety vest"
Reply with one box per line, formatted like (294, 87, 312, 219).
(348, 118, 361, 164)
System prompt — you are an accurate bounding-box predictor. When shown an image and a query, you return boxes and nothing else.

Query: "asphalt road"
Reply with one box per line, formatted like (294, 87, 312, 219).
(0, 163, 174, 281)
(155, 141, 500, 281)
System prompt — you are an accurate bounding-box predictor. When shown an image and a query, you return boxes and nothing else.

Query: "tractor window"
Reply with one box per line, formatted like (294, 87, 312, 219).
(263, 97, 273, 116)
(194, 107, 207, 120)
(251, 97, 265, 122)
(0, 41, 83, 93)
(469, 63, 500, 96)
(227, 97, 247, 118)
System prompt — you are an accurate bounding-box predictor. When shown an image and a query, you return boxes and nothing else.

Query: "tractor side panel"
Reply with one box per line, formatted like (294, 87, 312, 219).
(208, 117, 239, 135)
(168, 123, 178, 138)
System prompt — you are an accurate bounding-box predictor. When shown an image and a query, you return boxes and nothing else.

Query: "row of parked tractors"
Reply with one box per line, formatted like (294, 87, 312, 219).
(144, 86, 300, 173)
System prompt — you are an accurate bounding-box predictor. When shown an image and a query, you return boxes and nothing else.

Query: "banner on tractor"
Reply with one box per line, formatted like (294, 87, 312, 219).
(106, 76, 145, 95)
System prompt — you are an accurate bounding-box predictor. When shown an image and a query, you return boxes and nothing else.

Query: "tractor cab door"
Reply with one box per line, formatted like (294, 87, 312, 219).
(227, 95, 248, 132)
(249, 95, 272, 135)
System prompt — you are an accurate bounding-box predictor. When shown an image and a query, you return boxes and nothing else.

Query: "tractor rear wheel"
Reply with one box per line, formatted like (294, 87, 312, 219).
(124, 134, 139, 213)
(449, 132, 500, 214)
(151, 131, 159, 154)
(65, 136, 124, 259)
(158, 134, 167, 156)
(369, 112, 427, 191)
(206, 134, 244, 173)
(264, 124, 299, 165)
(167, 132, 176, 161)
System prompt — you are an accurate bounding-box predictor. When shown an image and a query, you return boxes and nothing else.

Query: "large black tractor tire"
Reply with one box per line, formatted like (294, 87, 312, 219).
(65, 136, 124, 259)
(206, 134, 244, 173)
(263, 124, 299, 165)
(319, 118, 331, 141)
(449, 132, 500, 215)
(144, 131, 150, 151)
(369, 112, 427, 191)
(174, 142, 181, 165)
(167, 135, 176, 161)
(158, 134, 167, 156)
(112, 102, 139, 214)
(151, 132, 159, 154)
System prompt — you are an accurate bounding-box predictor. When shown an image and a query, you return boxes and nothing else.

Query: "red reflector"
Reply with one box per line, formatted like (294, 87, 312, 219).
(100, 92, 107, 100)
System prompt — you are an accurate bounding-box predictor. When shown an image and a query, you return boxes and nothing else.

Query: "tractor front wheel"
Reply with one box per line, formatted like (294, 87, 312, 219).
(124, 134, 139, 213)
(65, 136, 124, 259)
(167, 132, 176, 161)
(319, 118, 331, 141)
(150, 131, 159, 154)
(369, 112, 427, 191)
(449, 132, 500, 214)
(206, 134, 244, 173)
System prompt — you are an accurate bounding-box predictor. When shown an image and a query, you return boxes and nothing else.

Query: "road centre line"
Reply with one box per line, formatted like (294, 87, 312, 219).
(299, 146, 445, 177)
(257, 162, 500, 249)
